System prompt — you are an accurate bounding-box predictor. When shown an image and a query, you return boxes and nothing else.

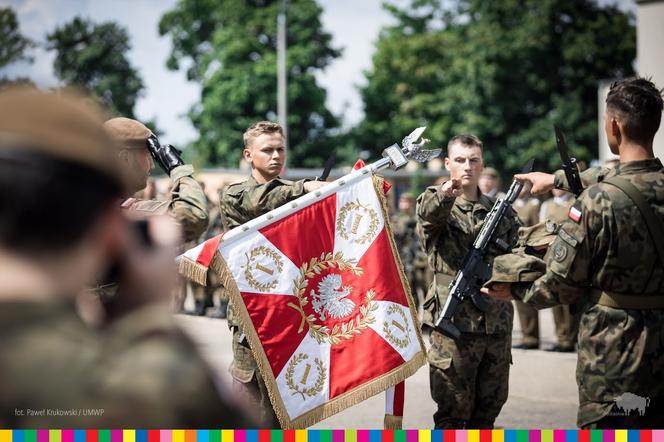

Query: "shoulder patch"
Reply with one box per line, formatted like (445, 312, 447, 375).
(558, 228, 578, 248)
(568, 200, 583, 223)
(552, 242, 568, 262)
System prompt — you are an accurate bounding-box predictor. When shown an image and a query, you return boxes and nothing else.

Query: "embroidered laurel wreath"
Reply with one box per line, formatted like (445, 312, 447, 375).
(285, 354, 327, 400)
(243, 245, 284, 291)
(288, 252, 378, 345)
(337, 199, 379, 245)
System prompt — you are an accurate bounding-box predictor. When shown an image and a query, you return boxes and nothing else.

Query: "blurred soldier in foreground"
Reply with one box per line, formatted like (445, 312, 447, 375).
(391, 192, 427, 309)
(417, 135, 520, 428)
(483, 77, 664, 428)
(0, 88, 251, 428)
(538, 188, 578, 352)
(220, 121, 326, 427)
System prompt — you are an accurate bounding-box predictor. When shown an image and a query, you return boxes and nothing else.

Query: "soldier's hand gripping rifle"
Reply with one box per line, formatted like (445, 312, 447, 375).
(434, 159, 534, 340)
(554, 125, 584, 197)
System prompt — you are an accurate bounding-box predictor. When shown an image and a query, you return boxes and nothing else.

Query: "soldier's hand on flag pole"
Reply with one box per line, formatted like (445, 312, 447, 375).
(304, 180, 328, 193)
(439, 178, 463, 198)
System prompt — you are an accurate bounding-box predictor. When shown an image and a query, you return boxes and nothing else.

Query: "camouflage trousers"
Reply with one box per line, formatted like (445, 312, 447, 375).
(230, 327, 280, 428)
(428, 330, 511, 429)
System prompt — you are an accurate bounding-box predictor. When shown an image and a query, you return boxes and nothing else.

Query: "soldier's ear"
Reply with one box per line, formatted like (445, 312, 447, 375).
(444, 157, 451, 171)
(243, 147, 252, 163)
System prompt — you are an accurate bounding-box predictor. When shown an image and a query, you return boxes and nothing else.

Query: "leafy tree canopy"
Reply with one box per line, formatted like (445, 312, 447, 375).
(356, 0, 635, 175)
(47, 17, 144, 118)
(160, 0, 342, 167)
(0, 7, 34, 69)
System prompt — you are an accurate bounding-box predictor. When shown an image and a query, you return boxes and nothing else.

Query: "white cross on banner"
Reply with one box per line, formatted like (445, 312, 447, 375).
(180, 173, 426, 428)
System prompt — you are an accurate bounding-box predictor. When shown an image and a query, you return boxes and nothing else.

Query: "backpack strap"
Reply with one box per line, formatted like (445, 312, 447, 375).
(602, 176, 664, 267)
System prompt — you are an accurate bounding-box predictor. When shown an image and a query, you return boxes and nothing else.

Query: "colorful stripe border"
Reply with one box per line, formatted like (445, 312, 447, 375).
(0, 431, 663, 442)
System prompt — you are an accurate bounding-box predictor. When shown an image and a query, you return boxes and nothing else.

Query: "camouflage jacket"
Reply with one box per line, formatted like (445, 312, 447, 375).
(220, 176, 307, 229)
(514, 158, 664, 427)
(122, 165, 208, 243)
(220, 175, 307, 326)
(391, 212, 426, 273)
(417, 186, 520, 334)
(0, 300, 252, 428)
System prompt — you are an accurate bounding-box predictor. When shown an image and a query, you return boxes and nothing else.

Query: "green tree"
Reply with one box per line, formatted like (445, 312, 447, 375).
(46, 17, 144, 118)
(160, 0, 341, 167)
(0, 7, 34, 68)
(357, 0, 635, 176)
(0, 6, 35, 89)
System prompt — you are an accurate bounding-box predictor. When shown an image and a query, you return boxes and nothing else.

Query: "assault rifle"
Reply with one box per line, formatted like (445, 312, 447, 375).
(434, 159, 534, 339)
(554, 125, 584, 197)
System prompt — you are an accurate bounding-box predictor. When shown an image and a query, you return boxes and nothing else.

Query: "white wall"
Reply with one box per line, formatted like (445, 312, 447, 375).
(637, 0, 664, 159)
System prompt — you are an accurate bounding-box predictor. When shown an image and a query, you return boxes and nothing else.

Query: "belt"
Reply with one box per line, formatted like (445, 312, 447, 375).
(590, 288, 664, 309)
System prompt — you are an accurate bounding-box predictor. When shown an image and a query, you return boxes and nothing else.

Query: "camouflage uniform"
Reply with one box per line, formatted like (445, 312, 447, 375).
(512, 197, 542, 348)
(219, 175, 308, 428)
(391, 211, 427, 309)
(513, 159, 664, 428)
(539, 194, 579, 350)
(417, 187, 520, 428)
(0, 301, 252, 428)
(121, 164, 208, 242)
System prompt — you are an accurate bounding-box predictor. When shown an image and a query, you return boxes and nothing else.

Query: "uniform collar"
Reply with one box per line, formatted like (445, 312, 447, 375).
(612, 158, 663, 176)
(456, 190, 493, 212)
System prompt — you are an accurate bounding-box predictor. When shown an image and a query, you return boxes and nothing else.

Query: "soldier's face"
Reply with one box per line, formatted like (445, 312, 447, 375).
(122, 148, 153, 193)
(445, 144, 484, 188)
(244, 133, 286, 180)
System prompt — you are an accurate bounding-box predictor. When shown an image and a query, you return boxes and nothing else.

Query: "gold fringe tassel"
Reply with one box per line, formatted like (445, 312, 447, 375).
(207, 175, 428, 429)
(178, 256, 209, 286)
(384, 414, 403, 430)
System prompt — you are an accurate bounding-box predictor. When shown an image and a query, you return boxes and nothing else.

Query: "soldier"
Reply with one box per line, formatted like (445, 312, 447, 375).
(103, 117, 208, 243)
(483, 77, 664, 428)
(478, 167, 506, 199)
(539, 188, 578, 352)
(417, 134, 520, 428)
(0, 88, 252, 428)
(391, 192, 426, 309)
(219, 121, 326, 427)
(512, 191, 542, 349)
(97, 118, 208, 320)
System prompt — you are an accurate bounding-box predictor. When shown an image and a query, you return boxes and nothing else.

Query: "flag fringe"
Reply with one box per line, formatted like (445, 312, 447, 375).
(210, 175, 429, 429)
(178, 256, 209, 286)
(288, 352, 425, 429)
(383, 414, 403, 430)
(371, 176, 428, 354)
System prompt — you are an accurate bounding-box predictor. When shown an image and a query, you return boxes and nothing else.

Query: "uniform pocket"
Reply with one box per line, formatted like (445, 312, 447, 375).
(428, 330, 454, 370)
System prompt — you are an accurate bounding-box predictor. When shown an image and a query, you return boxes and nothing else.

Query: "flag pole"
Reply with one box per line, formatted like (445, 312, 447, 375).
(215, 127, 439, 250)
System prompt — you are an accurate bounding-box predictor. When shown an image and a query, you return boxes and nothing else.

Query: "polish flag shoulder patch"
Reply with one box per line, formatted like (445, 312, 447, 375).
(568, 200, 583, 223)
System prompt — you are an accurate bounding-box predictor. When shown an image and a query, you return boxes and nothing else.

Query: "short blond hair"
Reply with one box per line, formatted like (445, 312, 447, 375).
(243, 121, 284, 148)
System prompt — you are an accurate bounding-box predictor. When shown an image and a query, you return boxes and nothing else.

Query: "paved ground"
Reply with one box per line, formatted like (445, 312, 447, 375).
(176, 307, 578, 429)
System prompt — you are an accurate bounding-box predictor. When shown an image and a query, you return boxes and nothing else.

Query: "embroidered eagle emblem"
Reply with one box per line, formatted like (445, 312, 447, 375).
(311, 274, 355, 321)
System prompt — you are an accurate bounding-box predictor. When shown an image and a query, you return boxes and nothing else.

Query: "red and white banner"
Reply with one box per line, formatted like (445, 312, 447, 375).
(181, 173, 425, 428)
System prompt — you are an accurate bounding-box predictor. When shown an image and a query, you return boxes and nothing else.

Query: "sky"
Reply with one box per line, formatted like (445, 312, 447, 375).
(2, 0, 395, 146)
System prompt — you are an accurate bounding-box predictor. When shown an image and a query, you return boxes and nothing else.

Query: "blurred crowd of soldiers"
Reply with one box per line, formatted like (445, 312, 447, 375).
(2, 75, 663, 430)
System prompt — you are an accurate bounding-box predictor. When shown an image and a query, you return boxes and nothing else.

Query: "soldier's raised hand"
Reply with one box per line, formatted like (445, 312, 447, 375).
(514, 172, 555, 196)
(439, 178, 463, 198)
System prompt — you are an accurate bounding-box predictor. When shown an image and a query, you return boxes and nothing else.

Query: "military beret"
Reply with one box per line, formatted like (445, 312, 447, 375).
(0, 87, 130, 192)
(103, 117, 152, 150)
